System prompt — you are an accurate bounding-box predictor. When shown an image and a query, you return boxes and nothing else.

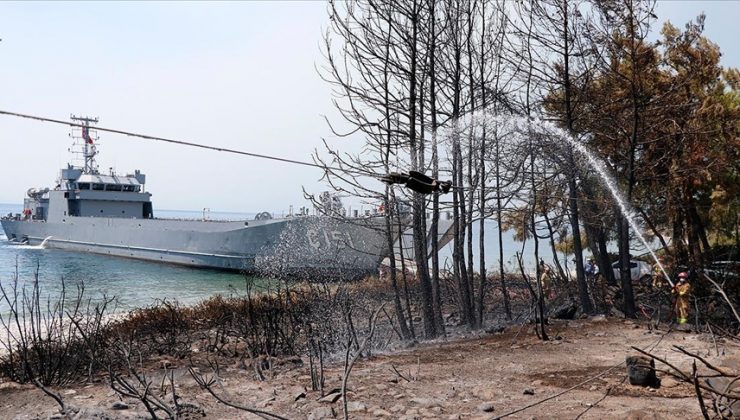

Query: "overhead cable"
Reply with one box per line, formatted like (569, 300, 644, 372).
(0, 109, 340, 171)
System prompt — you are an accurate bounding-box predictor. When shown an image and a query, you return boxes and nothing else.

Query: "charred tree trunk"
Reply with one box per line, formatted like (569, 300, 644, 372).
(530, 140, 549, 341)
(407, 0, 438, 339)
(396, 215, 417, 339)
(561, 3, 593, 315)
(448, 0, 472, 327)
(385, 191, 413, 339)
(465, 0, 478, 328)
(688, 200, 709, 262)
(427, 0, 446, 335)
(453, 136, 473, 326)
(618, 214, 636, 317)
(596, 227, 615, 286)
(495, 129, 512, 320)
(567, 169, 593, 314)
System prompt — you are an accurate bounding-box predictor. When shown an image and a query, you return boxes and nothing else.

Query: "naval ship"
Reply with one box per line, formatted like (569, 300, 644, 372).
(1, 117, 448, 278)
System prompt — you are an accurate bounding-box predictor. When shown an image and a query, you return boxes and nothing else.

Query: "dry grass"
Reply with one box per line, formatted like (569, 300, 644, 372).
(0, 277, 391, 388)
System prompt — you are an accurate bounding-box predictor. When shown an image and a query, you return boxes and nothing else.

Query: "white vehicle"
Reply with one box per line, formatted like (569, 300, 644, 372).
(612, 260, 652, 283)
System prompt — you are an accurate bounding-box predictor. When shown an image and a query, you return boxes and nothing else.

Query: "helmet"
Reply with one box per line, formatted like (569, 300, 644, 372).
(678, 272, 689, 279)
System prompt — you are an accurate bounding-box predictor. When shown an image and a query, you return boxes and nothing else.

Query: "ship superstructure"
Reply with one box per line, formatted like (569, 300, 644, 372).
(18, 115, 153, 223)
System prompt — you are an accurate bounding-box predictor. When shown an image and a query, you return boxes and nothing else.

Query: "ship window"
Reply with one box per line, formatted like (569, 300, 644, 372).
(106, 184, 122, 191)
(123, 185, 135, 192)
(92, 183, 104, 191)
(134, 186, 141, 192)
(78, 183, 90, 190)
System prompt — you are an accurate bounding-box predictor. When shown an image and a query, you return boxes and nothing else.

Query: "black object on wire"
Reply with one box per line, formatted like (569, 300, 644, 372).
(380, 171, 452, 194)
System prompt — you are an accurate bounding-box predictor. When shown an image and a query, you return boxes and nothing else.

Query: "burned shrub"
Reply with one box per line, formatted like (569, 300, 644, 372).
(0, 271, 111, 388)
(106, 299, 194, 359)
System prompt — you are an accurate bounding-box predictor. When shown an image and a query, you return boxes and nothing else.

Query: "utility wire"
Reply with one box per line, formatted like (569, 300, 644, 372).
(0, 109, 469, 192)
(0, 109, 362, 175)
(0, 109, 512, 193)
(0, 109, 475, 193)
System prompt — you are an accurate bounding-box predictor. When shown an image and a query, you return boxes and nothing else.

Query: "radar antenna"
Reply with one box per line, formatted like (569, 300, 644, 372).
(70, 115, 100, 174)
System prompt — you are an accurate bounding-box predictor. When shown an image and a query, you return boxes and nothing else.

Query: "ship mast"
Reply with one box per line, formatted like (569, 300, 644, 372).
(70, 115, 99, 174)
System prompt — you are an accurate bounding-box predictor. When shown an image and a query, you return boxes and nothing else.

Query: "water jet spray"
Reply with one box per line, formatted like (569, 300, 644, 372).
(448, 111, 674, 288)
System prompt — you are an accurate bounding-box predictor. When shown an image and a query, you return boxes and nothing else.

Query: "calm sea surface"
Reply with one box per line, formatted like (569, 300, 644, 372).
(0, 202, 567, 314)
(0, 203, 266, 313)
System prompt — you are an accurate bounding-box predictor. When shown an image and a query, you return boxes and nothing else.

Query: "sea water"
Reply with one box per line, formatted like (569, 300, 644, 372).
(0, 203, 264, 314)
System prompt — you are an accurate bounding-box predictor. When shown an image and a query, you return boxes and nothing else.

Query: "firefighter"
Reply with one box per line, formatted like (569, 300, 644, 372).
(672, 272, 691, 324)
(585, 258, 597, 282)
(539, 258, 553, 299)
(652, 257, 666, 289)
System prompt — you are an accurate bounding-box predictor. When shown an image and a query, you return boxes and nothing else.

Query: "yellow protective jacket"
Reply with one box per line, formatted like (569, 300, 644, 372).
(672, 282, 691, 323)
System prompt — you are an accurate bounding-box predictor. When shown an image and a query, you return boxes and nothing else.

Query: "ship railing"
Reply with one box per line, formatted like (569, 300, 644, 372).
(152, 217, 247, 223)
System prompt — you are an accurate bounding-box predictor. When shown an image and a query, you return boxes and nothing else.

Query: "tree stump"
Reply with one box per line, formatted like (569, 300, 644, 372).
(626, 355, 659, 387)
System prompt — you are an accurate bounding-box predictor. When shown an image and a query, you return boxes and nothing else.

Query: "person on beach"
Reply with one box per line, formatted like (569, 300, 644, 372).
(672, 272, 691, 324)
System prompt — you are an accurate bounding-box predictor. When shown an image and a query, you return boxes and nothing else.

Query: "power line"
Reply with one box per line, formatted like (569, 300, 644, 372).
(0, 109, 344, 172)
(0, 109, 461, 192)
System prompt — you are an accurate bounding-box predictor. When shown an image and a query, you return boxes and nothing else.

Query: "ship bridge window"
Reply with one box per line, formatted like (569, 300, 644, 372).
(78, 183, 90, 190)
(92, 183, 104, 191)
(106, 184, 122, 191)
(122, 185, 135, 192)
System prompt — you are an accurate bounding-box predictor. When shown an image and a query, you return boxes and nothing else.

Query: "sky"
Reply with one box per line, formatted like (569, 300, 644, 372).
(0, 1, 737, 213)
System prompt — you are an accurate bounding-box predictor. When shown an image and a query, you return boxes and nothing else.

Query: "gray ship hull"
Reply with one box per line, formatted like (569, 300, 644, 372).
(1, 215, 391, 278)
